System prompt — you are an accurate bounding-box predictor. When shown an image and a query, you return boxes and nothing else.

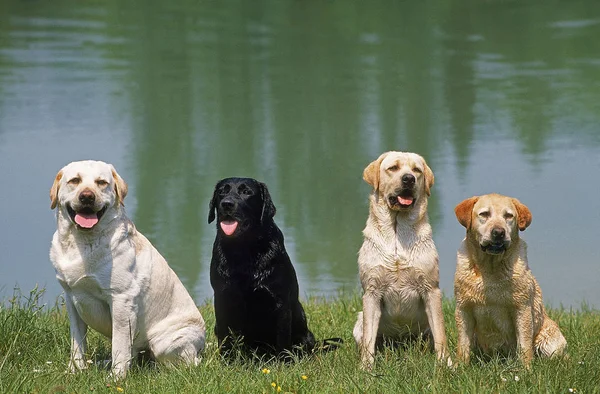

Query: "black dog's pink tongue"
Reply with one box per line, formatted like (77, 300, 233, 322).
(75, 212, 99, 228)
(220, 220, 238, 236)
(398, 196, 414, 206)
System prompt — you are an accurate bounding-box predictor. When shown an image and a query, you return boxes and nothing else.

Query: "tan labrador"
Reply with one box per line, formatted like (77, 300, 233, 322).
(49, 160, 206, 379)
(454, 193, 567, 367)
(353, 151, 450, 370)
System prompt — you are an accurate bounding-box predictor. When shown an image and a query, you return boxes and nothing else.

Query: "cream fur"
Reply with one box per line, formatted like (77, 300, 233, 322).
(353, 151, 450, 370)
(49, 160, 205, 379)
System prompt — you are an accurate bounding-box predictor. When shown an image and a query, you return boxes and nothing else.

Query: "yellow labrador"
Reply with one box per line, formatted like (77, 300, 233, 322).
(49, 160, 205, 379)
(454, 193, 566, 367)
(353, 151, 450, 370)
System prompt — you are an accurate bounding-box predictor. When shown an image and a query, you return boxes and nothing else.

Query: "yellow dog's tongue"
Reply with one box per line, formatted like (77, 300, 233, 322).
(75, 212, 99, 228)
(220, 220, 238, 236)
(398, 196, 414, 206)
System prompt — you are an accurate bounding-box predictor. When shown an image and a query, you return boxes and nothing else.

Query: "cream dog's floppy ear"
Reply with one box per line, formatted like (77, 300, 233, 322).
(110, 166, 128, 206)
(363, 152, 389, 191)
(511, 198, 532, 231)
(423, 161, 434, 197)
(50, 170, 63, 209)
(455, 196, 479, 230)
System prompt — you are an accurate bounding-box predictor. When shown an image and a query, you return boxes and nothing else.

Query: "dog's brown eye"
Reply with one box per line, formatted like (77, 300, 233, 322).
(387, 165, 399, 172)
(96, 179, 108, 187)
(504, 213, 514, 220)
(413, 167, 422, 174)
(68, 177, 81, 185)
(479, 211, 490, 219)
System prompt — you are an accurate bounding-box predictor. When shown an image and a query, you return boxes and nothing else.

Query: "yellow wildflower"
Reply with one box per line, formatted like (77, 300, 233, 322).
(301, 375, 308, 380)
(277, 386, 281, 392)
(116, 387, 124, 393)
(271, 382, 276, 388)
(262, 368, 270, 374)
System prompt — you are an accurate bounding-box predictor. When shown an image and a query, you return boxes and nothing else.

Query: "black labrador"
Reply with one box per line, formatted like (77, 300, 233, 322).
(208, 177, 339, 359)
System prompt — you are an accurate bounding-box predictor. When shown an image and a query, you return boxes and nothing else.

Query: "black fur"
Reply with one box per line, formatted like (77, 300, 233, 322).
(208, 177, 324, 359)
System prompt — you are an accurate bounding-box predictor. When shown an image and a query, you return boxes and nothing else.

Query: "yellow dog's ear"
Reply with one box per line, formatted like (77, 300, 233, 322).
(111, 166, 128, 206)
(511, 198, 532, 231)
(50, 170, 63, 209)
(363, 152, 389, 191)
(423, 161, 434, 196)
(455, 196, 479, 230)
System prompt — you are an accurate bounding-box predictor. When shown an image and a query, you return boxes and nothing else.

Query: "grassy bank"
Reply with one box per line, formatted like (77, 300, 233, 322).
(1, 288, 599, 393)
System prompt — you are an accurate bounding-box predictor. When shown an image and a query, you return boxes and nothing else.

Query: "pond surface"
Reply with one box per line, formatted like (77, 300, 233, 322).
(1, 0, 599, 308)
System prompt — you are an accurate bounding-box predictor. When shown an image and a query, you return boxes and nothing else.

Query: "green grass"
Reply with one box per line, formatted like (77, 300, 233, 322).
(1, 287, 599, 393)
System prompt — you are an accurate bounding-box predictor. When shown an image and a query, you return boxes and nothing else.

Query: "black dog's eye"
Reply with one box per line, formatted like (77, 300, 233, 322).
(239, 187, 253, 196)
(220, 184, 231, 195)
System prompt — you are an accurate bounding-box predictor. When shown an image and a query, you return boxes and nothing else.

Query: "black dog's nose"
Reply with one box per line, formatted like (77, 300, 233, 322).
(220, 199, 235, 211)
(491, 227, 505, 240)
(79, 190, 95, 204)
(402, 174, 415, 186)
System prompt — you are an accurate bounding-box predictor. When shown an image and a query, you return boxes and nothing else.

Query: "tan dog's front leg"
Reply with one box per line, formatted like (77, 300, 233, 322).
(456, 306, 475, 364)
(424, 288, 450, 365)
(65, 294, 88, 372)
(110, 300, 137, 380)
(360, 292, 382, 370)
(515, 306, 534, 368)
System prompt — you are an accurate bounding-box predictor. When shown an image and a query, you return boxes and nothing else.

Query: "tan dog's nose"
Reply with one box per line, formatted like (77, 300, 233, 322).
(79, 189, 96, 205)
(491, 227, 505, 241)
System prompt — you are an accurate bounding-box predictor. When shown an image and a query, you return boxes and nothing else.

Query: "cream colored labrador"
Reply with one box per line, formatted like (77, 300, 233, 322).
(353, 151, 450, 370)
(49, 160, 205, 379)
(454, 193, 566, 367)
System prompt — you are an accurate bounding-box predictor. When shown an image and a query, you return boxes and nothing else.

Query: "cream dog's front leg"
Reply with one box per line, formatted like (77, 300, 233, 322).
(65, 292, 88, 372)
(423, 287, 450, 365)
(110, 298, 138, 380)
(360, 292, 382, 370)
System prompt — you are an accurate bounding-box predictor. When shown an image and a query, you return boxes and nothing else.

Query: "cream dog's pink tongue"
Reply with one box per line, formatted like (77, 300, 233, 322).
(75, 212, 99, 228)
(398, 196, 414, 206)
(220, 220, 238, 236)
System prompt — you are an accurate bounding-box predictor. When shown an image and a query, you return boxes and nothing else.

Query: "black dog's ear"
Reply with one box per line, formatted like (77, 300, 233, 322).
(259, 182, 276, 224)
(208, 183, 220, 224)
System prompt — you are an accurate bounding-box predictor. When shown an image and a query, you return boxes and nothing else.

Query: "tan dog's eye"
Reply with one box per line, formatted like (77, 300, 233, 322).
(67, 177, 81, 185)
(413, 167, 422, 174)
(479, 211, 490, 219)
(96, 179, 109, 187)
(504, 213, 514, 220)
(387, 165, 399, 172)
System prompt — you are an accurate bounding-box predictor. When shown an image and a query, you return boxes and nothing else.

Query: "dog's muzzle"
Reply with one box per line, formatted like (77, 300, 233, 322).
(388, 188, 416, 209)
(66, 203, 108, 230)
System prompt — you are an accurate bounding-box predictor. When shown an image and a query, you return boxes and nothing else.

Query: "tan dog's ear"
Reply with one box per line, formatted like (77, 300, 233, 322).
(423, 161, 434, 196)
(111, 166, 128, 206)
(50, 170, 63, 209)
(455, 196, 479, 229)
(363, 152, 388, 191)
(511, 198, 532, 231)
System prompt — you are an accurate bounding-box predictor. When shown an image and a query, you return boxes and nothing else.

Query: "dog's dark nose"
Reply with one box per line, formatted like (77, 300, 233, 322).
(402, 174, 415, 186)
(491, 227, 505, 241)
(79, 190, 95, 205)
(220, 199, 235, 211)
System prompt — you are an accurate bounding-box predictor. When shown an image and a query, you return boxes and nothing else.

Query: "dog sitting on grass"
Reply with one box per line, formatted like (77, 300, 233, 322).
(49, 160, 205, 379)
(208, 177, 341, 360)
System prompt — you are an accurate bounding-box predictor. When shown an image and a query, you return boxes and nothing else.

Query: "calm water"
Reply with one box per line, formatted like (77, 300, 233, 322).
(1, 0, 599, 308)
